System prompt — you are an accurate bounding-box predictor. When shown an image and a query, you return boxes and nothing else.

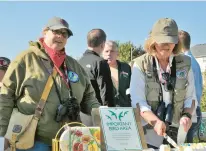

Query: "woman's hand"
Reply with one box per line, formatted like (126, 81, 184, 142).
(180, 116, 192, 132)
(153, 120, 166, 136)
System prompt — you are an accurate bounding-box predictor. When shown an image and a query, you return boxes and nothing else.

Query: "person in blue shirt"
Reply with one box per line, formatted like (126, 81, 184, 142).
(179, 30, 203, 143)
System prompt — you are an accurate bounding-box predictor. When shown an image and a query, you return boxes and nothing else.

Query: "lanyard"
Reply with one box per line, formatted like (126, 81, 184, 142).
(54, 61, 73, 97)
(54, 61, 70, 89)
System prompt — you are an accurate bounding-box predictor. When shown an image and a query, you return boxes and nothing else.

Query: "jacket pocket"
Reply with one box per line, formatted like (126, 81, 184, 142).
(173, 87, 187, 124)
(146, 82, 160, 102)
(174, 81, 187, 102)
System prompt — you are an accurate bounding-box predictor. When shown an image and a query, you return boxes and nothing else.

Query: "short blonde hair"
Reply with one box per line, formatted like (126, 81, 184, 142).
(144, 36, 182, 56)
(42, 27, 49, 35)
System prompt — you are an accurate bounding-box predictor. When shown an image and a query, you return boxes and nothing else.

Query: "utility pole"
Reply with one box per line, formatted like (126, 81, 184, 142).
(131, 47, 135, 61)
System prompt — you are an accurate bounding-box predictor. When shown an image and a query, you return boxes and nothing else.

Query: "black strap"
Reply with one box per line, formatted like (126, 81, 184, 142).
(171, 57, 176, 104)
(153, 57, 163, 103)
(52, 76, 63, 104)
(171, 57, 176, 80)
(51, 65, 74, 103)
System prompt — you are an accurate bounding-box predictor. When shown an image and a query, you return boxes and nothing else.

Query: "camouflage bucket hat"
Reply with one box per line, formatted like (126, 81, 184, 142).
(151, 18, 178, 44)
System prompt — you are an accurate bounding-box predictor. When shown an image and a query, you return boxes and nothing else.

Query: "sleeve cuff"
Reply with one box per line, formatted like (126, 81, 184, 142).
(184, 99, 198, 115)
(139, 104, 152, 113)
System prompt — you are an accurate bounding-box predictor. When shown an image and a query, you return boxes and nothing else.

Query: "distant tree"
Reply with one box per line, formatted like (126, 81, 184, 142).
(132, 45, 145, 59)
(117, 41, 145, 63)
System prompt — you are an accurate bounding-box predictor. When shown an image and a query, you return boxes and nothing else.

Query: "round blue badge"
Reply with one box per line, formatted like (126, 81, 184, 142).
(176, 69, 187, 79)
(68, 71, 79, 83)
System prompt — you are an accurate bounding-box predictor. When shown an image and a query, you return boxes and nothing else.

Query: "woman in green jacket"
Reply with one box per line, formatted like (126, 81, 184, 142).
(0, 17, 100, 151)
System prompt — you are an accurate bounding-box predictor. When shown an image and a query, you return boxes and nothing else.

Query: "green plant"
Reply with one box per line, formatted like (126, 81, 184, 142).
(192, 72, 206, 143)
(201, 72, 206, 112)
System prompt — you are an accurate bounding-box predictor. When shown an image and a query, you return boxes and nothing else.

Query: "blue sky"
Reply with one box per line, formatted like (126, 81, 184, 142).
(0, 1, 205, 60)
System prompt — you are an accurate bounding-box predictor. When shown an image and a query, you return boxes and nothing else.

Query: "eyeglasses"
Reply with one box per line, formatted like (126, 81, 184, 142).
(50, 29, 69, 38)
(162, 72, 174, 91)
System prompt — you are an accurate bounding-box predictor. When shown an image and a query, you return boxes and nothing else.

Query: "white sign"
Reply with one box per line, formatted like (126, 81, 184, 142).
(99, 107, 143, 151)
(0, 137, 4, 151)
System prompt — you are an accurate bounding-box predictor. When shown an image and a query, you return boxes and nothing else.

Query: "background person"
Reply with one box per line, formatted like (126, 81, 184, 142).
(179, 30, 203, 143)
(102, 40, 132, 107)
(79, 29, 115, 107)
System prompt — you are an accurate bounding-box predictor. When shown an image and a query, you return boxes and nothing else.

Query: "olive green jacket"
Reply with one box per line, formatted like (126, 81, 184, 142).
(0, 41, 100, 145)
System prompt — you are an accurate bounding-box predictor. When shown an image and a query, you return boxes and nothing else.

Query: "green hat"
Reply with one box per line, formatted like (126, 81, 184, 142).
(0, 57, 10, 70)
(151, 18, 178, 44)
(45, 17, 73, 36)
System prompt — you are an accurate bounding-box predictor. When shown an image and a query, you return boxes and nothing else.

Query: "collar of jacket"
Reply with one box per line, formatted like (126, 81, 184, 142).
(84, 49, 100, 57)
(116, 60, 121, 69)
(28, 41, 50, 60)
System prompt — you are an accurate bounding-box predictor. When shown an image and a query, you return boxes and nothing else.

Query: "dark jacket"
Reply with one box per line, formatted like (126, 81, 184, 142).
(79, 50, 115, 106)
(113, 60, 132, 107)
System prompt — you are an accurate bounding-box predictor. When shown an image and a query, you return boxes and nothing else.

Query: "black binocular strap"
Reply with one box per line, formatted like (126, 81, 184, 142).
(52, 76, 63, 104)
(52, 73, 74, 104)
(171, 57, 176, 104)
(152, 57, 163, 103)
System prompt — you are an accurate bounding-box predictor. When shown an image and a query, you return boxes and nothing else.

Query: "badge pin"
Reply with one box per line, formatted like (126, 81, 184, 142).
(68, 71, 79, 83)
(176, 69, 187, 79)
(121, 71, 129, 78)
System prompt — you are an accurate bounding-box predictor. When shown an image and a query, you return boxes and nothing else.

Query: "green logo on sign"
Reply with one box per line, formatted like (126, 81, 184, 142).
(105, 110, 129, 121)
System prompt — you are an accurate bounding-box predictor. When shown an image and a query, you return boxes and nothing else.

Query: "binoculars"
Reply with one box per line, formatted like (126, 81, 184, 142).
(55, 97, 80, 122)
(156, 102, 174, 126)
(162, 73, 176, 91)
